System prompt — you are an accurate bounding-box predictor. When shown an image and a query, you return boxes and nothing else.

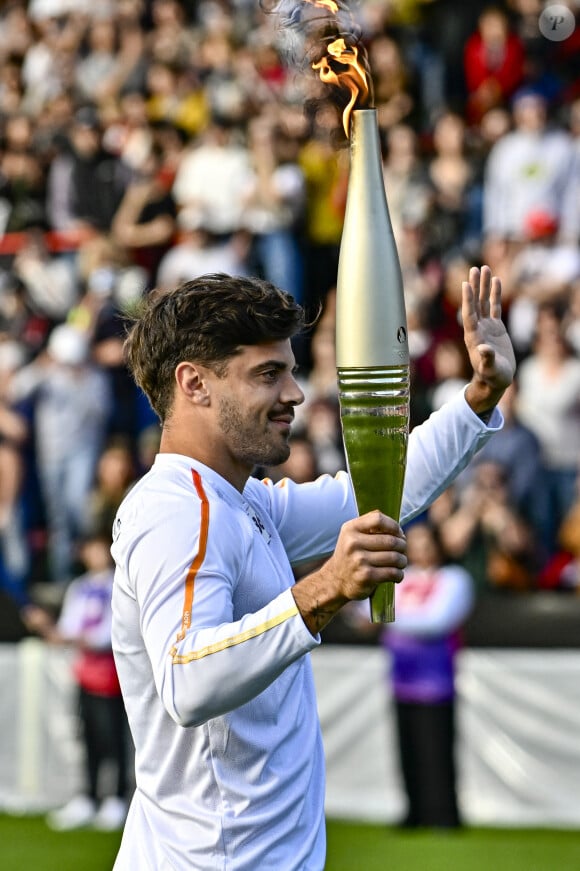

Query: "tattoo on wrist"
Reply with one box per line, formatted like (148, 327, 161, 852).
(310, 602, 335, 632)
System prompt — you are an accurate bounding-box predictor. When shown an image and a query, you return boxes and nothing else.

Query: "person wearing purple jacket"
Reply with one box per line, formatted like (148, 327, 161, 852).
(382, 520, 474, 829)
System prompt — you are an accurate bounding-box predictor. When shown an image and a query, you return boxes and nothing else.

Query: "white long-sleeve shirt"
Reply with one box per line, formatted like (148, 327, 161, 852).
(111, 389, 501, 871)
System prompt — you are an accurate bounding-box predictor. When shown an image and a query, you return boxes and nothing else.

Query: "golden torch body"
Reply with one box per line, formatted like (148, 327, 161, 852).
(336, 108, 410, 623)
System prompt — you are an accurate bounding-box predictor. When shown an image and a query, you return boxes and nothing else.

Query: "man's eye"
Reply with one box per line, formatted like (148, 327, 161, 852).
(263, 370, 278, 382)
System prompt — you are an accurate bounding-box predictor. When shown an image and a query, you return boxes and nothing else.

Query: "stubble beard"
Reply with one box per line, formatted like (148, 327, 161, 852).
(217, 395, 291, 468)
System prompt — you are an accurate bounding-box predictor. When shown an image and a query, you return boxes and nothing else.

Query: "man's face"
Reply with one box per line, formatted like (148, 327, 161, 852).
(514, 96, 546, 132)
(211, 340, 305, 471)
(71, 123, 101, 157)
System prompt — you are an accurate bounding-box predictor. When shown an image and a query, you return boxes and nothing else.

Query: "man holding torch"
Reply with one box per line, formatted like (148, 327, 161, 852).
(111, 266, 514, 870)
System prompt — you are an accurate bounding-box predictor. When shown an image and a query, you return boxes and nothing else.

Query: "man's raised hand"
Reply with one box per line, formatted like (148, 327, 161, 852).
(462, 265, 516, 416)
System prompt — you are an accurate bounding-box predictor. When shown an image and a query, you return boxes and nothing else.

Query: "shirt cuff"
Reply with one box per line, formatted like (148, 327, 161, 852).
(461, 385, 504, 432)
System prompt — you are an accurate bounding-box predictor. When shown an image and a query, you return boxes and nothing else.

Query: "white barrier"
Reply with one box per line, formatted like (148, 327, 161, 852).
(2, 641, 580, 825)
(314, 645, 580, 826)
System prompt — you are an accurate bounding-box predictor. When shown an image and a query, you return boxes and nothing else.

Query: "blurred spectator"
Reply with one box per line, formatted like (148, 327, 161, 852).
(110, 142, 178, 286)
(197, 29, 254, 124)
(433, 460, 540, 593)
(560, 96, 580, 245)
(475, 104, 512, 160)
(9, 324, 111, 582)
(382, 122, 430, 250)
(242, 114, 306, 302)
(428, 338, 470, 412)
(563, 279, 580, 355)
(0, 52, 25, 116)
(382, 521, 474, 829)
(0, 339, 29, 605)
(432, 251, 472, 343)
(172, 114, 252, 236)
(110, 2, 150, 97)
(299, 105, 348, 315)
(0, 3, 33, 63)
(101, 89, 153, 173)
(20, 11, 83, 114)
(303, 396, 345, 477)
(23, 531, 130, 832)
(237, 37, 289, 107)
(483, 87, 576, 244)
(0, 117, 47, 233)
(70, 236, 147, 444)
(507, 209, 580, 355)
(264, 433, 319, 485)
(406, 294, 438, 426)
(469, 106, 512, 264)
(370, 34, 415, 132)
(12, 224, 78, 320)
(46, 105, 129, 235)
(156, 209, 250, 291)
(515, 303, 580, 554)
(0, 272, 52, 357)
(463, 5, 525, 124)
(412, 0, 489, 112)
(145, 59, 210, 139)
(149, 118, 188, 189)
(135, 421, 161, 475)
(539, 465, 580, 592)
(296, 290, 339, 421)
(31, 89, 76, 170)
(147, 0, 197, 67)
(426, 110, 482, 255)
(74, 16, 120, 104)
(507, 0, 554, 97)
(468, 381, 542, 521)
(84, 437, 138, 540)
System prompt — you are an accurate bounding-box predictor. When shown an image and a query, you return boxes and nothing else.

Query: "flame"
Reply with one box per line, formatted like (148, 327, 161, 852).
(311, 38, 369, 137)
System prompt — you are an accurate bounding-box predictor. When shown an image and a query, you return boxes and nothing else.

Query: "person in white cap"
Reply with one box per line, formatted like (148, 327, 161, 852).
(10, 324, 111, 582)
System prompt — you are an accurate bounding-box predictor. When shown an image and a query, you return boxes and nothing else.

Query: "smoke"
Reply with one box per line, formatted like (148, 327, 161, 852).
(260, 0, 365, 71)
(261, 0, 374, 137)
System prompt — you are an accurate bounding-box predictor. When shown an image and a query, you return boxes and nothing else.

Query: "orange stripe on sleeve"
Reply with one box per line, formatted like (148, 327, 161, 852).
(176, 469, 210, 642)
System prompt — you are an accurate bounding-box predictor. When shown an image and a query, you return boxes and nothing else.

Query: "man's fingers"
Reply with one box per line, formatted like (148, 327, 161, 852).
(463, 266, 501, 324)
(357, 510, 403, 537)
(469, 265, 480, 295)
(366, 548, 408, 569)
(490, 276, 502, 318)
(361, 532, 407, 554)
(479, 265, 492, 318)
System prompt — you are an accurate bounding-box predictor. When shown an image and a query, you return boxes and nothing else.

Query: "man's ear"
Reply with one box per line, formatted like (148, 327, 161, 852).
(174, 362, 212, 405)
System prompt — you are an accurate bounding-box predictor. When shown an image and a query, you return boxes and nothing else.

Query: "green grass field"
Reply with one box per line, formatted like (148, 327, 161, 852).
(1, 815, 580, 871)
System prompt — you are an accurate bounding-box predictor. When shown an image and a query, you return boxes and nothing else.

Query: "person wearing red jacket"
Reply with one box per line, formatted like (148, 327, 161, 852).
(464, 6, 525, 123)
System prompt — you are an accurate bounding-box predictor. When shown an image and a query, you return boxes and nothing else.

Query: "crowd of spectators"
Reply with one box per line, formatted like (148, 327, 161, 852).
(0, 0, 578, 627)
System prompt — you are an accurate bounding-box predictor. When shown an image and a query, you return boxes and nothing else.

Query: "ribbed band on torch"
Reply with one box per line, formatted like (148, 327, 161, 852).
(338, 365, 409, 623)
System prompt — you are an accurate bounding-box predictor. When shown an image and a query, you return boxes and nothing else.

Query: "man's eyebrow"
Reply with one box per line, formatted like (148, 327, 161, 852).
(251, 360, 292, 373)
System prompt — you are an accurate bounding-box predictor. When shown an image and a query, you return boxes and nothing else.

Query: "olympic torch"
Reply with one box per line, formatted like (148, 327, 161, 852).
(302, 20, 410, 620)
(335, 108, 410, 624)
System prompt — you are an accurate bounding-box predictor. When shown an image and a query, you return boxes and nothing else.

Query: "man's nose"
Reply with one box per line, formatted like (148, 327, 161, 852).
(283, 374, 305, 407)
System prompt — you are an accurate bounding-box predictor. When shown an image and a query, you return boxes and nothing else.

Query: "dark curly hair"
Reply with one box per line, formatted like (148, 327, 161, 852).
(125, 274, 306, 422)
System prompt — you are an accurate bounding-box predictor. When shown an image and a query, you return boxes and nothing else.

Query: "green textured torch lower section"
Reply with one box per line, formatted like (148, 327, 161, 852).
(338, 366, 410, 623)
